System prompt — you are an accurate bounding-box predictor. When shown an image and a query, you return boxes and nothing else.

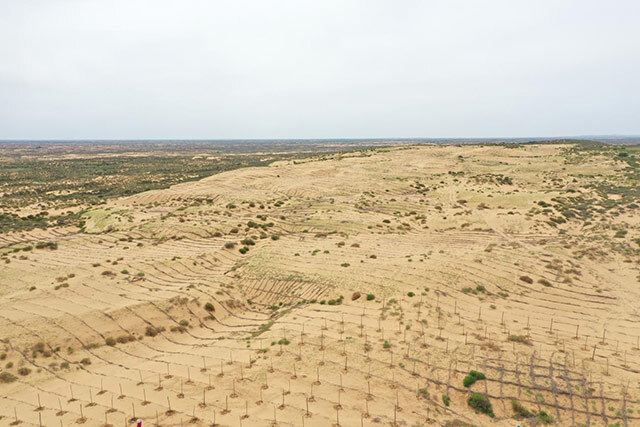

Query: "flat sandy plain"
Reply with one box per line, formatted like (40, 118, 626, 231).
(1, 143, 639, 426)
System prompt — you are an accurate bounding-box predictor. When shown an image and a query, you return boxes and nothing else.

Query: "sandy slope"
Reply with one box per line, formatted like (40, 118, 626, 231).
(0, 144, 638, 426)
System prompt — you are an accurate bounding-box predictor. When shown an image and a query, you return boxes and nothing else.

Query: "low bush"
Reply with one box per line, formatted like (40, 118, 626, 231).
(0, 372, 17, 383)
(145, 326, 165, 337)
(442, 394, 451, 406)
(467, 393, 494, 417)
(508, 335, 532, 345)
(17, 367, 32, 376)
(519, 276, 533, 284)
(35, 241, 57, 250)
(116, 335, 136, 344)
(366, 294, 375, 301)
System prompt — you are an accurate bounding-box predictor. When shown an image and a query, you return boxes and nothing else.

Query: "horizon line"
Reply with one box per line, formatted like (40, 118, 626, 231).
(1, 134, 639, 143)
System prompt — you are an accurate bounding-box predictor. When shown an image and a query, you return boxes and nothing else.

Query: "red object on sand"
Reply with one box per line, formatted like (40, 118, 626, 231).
(137, 420, 142, 427)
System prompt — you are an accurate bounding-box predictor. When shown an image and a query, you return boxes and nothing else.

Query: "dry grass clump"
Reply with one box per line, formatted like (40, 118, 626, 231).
(538, 278, 552, 287)
(0, 372, 17, 383)
(17, 367, 31, 376)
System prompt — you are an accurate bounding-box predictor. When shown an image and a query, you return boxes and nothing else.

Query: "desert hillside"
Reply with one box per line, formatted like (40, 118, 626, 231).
(1, 143, 639, 426)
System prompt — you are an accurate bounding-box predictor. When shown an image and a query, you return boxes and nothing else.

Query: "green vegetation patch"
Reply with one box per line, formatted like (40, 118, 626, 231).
(463, 370, 486, 387)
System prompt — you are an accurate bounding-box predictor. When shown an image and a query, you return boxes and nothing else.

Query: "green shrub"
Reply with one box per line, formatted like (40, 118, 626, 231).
(241, 238, 255, 246)
(80, 358, 91, 365)
(407, 291, 415, 297)
(224, 242, 236, 249)
(366, 294, 375, 301)
(105, 337, 116, 346)
(463, 370, 486, 387)
(204, 302, 215, 312)
(614, 230, 627, 238)
(467, 393, 494, 417)
(537, 410, 553, 424)
(383, 341, 391, 349)
(239, 246, 248, 254)
(442, 394, 451, 406)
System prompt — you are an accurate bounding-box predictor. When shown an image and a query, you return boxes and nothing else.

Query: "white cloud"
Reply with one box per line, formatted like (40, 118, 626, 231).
(1, 0, 638, 139)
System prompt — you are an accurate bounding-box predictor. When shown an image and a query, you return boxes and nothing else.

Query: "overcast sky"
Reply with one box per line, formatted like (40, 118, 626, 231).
(1, 1, 639, 140)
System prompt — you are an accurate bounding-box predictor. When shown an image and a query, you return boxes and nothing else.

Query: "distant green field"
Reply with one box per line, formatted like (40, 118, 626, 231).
(0, 142, 343, 233)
